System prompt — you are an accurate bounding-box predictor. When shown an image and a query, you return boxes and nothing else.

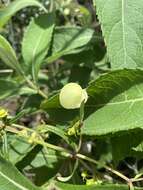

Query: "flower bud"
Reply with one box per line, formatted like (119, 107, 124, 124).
(0, 108, 8, 118)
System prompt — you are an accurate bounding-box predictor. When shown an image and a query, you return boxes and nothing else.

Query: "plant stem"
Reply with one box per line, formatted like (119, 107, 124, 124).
(6, 124, 70, 157)
(49, 0, 54, 12)
(128, 181, 134, 190)
(79, 101, 85, 123)
(24, 76, 48, 99)
(6, 124, 134, 185)
(76, 153, 129, 182)
(11, 124, 35, 132)
(132, 178, 143, 182)
(2, 131, 9, 160)
(34, 139, 70, 156)
(17, 69, 48, 99)
(0, 69, 13, 73)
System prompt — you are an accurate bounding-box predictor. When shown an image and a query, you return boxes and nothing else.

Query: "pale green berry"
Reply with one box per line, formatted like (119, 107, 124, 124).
(64, 8, 70, 15)
(59, 83, 88, 109)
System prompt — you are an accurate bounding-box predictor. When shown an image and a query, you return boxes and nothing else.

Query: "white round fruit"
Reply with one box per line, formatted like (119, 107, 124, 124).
(59, 83, 88, 109)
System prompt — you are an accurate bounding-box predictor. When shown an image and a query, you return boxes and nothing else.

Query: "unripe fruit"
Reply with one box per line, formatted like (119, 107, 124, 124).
(59, 83, 88, 109)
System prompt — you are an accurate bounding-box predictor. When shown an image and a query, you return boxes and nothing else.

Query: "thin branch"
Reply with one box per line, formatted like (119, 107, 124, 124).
(76, 153, 130, 183)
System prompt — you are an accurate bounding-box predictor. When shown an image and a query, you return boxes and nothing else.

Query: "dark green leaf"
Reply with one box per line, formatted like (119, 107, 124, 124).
(111, 130, 143, 163)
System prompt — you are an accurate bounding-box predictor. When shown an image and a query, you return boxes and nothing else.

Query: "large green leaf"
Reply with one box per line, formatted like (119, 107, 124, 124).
(47, 182, 142, 190)
(0, 156, 40, 190)
(45, 26, 94, 63)
(94, 0, 143, 69)
(0, 0, 47, 28)
(0, 35, 22, 74)
(83, 69, 143, 136)
(0, 79, 19, 100)
(22, 13, 55, 81)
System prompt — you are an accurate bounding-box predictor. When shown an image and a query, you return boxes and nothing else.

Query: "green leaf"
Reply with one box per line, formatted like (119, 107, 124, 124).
(63, 43, 105, 66)
(133, 142, 143, 152)
(37, 125, 69, 144)
(0, 35, 22, 74)
(47, 182, 142, 190)
(21, 94, 43, 114)
(0, 79, 19, 100)
(0, 155, 40, 190)
(82, 69, 143, 136)
(40, 94, 78, 123)
(22, 148, 65, 186)
(45, 26, 94, 63)
(22, 13, 55, 81)
(27, 148, 64, 168)
(7, 135, 34, 164)
(0, 0, 47, 28)
(68, 65, 92, 87)
(94, 0, 143, 69)
(111, 130, 143, 163)
(41, 94, 61, 109)
(19, 86, 37, 96)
